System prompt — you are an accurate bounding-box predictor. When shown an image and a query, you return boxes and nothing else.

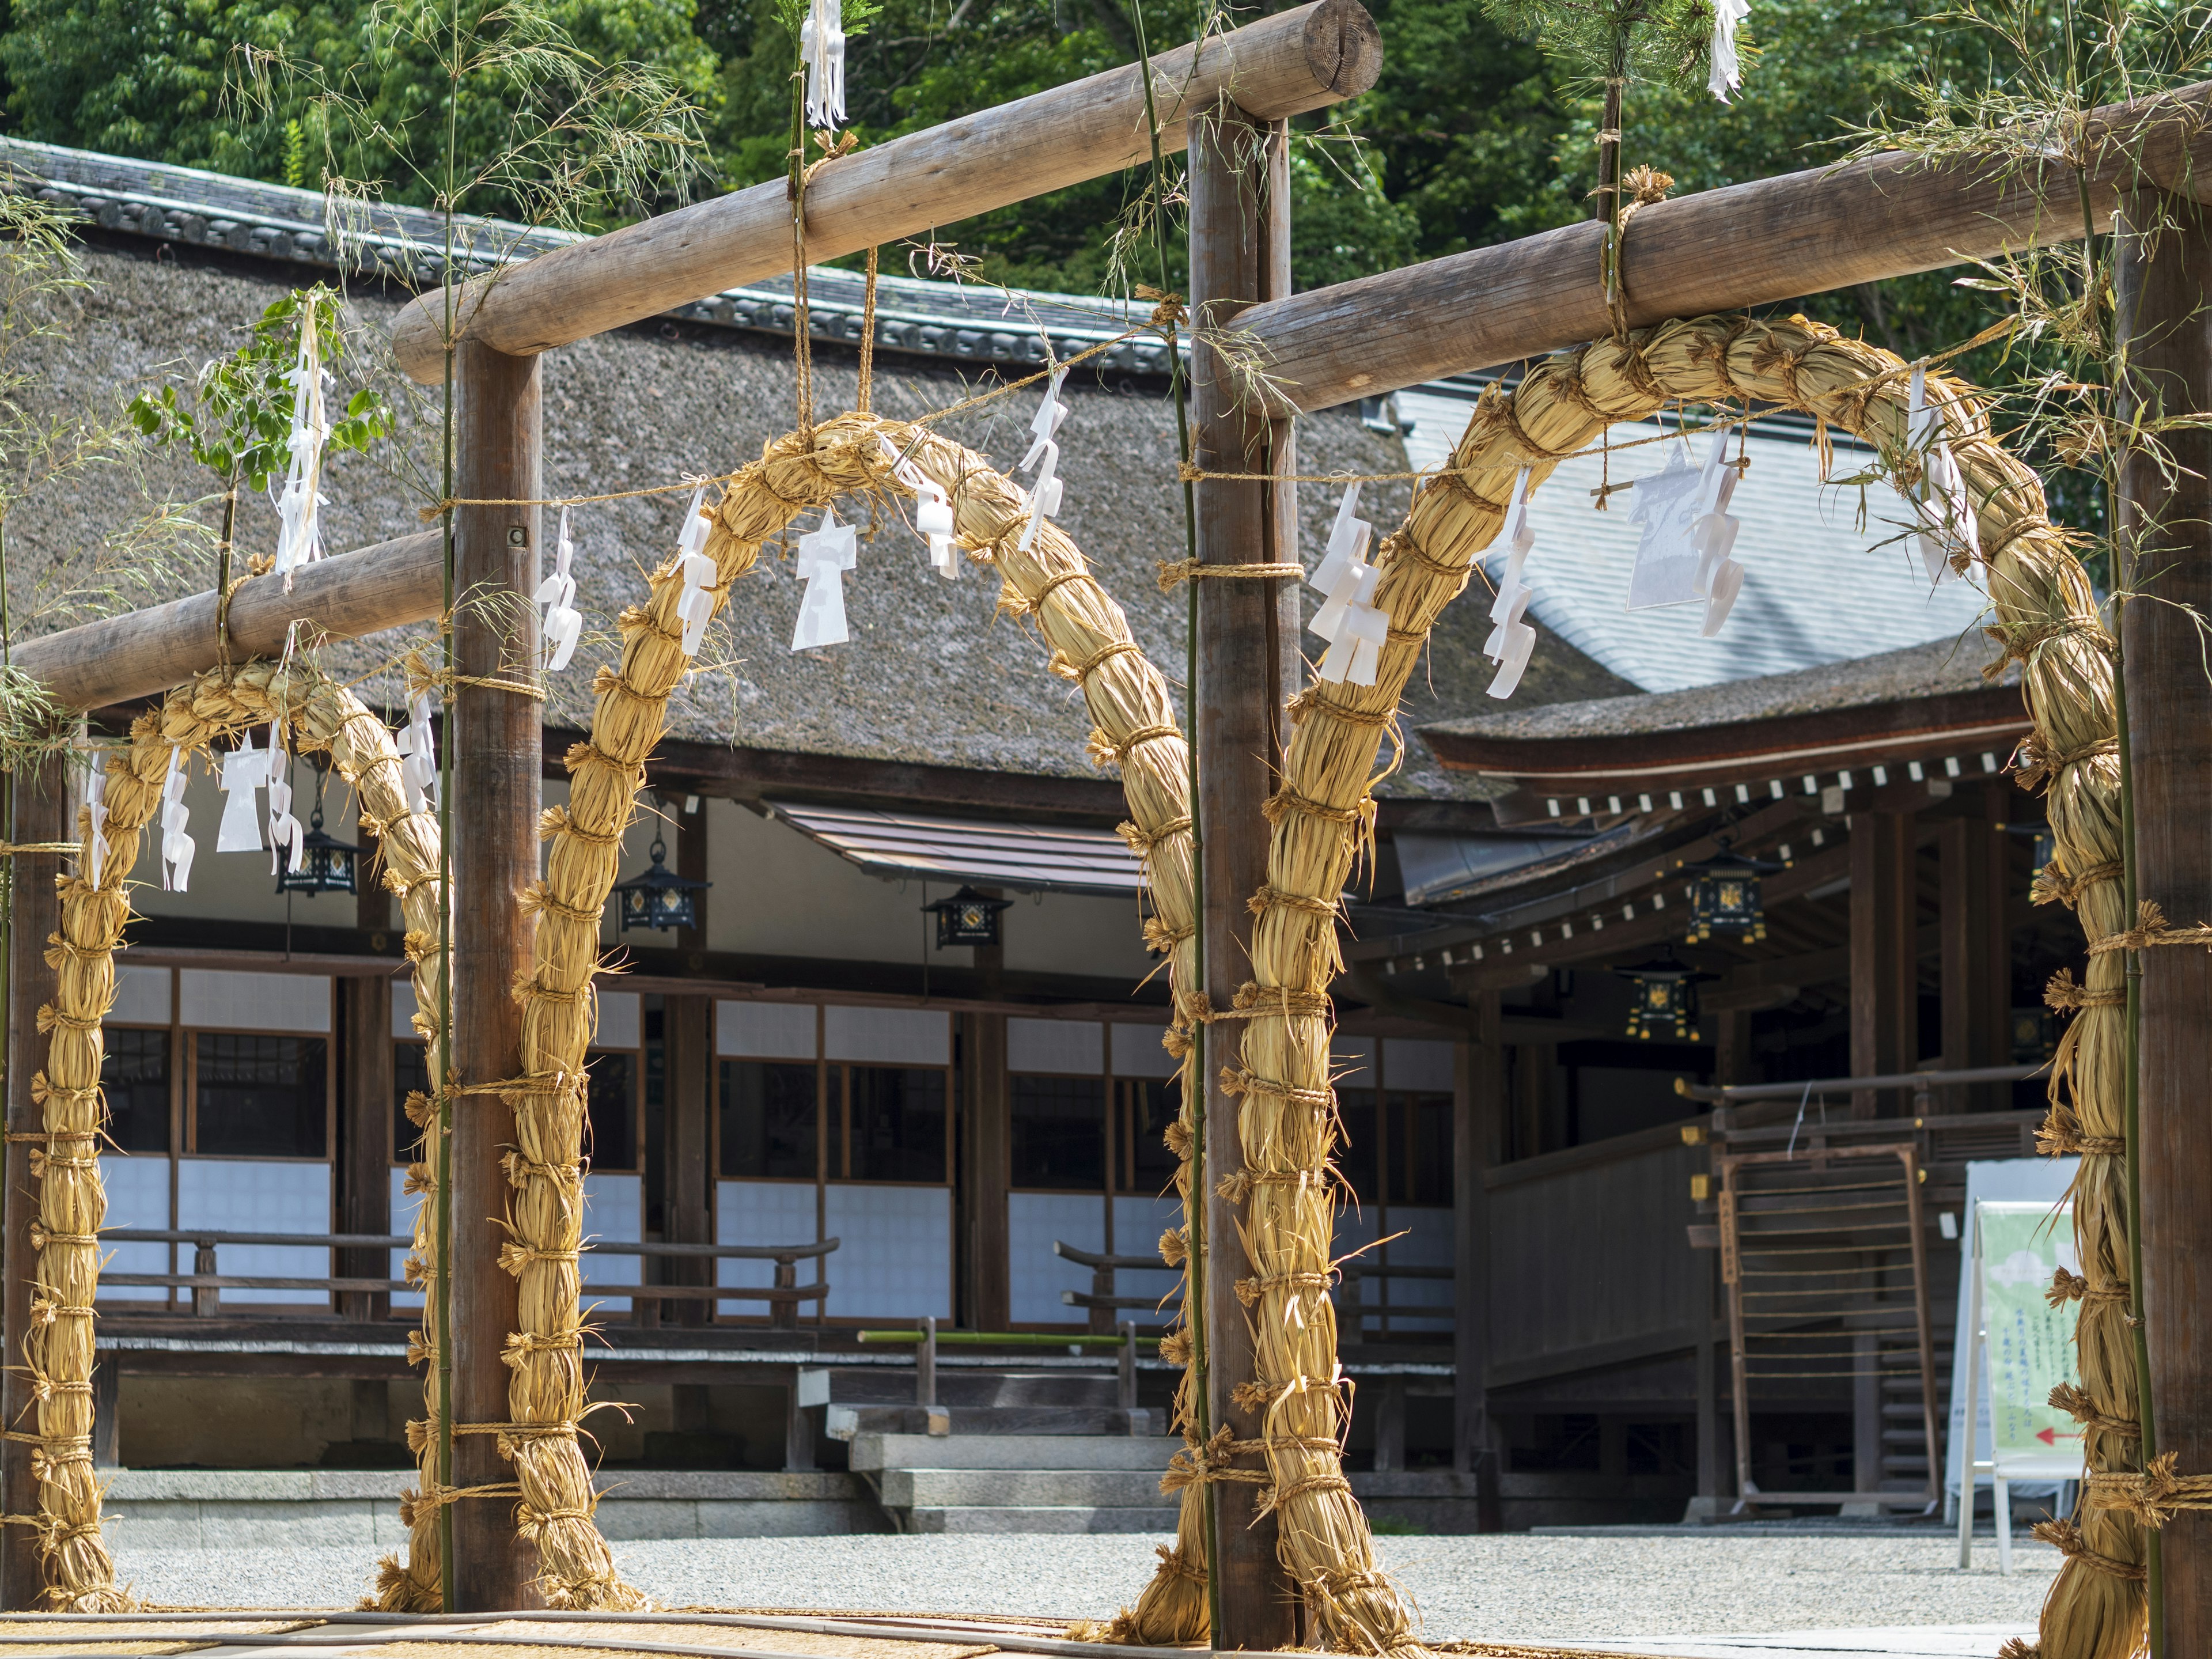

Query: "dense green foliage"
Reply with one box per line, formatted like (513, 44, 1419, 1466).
(0, 0, 1986, 340)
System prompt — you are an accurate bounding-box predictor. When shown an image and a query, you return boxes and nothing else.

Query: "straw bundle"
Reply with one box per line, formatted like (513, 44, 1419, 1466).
(1154, 311, 2128, 1659)
(25, 657, 445, 1612)
(512, 410, 1199, 1609)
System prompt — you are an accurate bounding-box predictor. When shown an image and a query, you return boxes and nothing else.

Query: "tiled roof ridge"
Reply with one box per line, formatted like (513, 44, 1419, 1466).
(0, 134, 1179, 377)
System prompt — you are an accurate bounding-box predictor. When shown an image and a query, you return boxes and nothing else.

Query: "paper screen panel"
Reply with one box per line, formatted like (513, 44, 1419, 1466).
(180, 968, 331, 1033)
(1376, 1204, 1453, 1331)
(717, 1001, 818, 1060)
(1109, 1192, 1184, 1328)
(178, 1158, 331, 1304)
(1109, 1022, 1176, 1080)
(1008, 1018, 1103, 1076)
(594, 991, 641, 1052)
(715, 1179, 821, 1316)
(391, 1165, 423, 1310)
(823, 1184, 952, 1320)
(97, 1154, 172, 1302)
(111, 967, 172, 1027)
(579, 1172, 643, 1313)
(823, 1005, 948, 1067)
(1010, 1191, 1103, 1325)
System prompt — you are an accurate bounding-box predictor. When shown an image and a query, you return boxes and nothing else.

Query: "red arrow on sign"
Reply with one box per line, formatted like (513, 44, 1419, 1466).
(2037, 1429, 2057, 1445)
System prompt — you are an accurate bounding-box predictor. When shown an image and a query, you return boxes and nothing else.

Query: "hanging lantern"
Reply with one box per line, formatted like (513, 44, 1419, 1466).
(1617, 952, 1709, 1041)
(275, 770, 360, 896)
(925, 885, 1013, 948)
(1683, 838, 1782, 942)
(613, 834, 710, 932)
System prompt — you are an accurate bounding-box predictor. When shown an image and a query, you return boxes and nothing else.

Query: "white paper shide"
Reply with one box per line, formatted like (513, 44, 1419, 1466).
(674, 487, 719, 657)
(1018, 368, 1069, 552)
(217, 731, 270, 855)
(396, 691, 437, 814)
(1484, 468, 1540, 699)
(1625, 431, 1746, 637)
(802, 0, 846, 128)
(791, 505, 858, 651)
(536, 506, 584, 672)
(82, 749, 110, 889)
(161, 746, 194, 892)
(1710, 0, 1750, 102)
(1904, 365, 1981, 586)
(1307, 483, 1388, 687)
(272, 294, 331, 593)
(266, 718, 305, 876)
(882, 439, 960, 579)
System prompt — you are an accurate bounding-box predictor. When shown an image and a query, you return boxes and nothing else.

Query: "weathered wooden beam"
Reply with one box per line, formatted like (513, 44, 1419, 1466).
(448, 340, 541, 1609)
(16, 531, 442, 712)
(388, 0, 1380, 382)
(1244, 83, 2212, 411)
(1849, 811, 1916, 1119)
(1192, 99, 1301, 1648)
(2118, 185, 2212, 1654)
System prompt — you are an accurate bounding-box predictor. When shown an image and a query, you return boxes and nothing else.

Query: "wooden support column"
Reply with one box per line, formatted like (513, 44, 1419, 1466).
(2119, 185, 2212, 1652)
(2, 757, 66, 1608)
(663, 995, 713, 1330)
(960, 1012, 1009, 1332)
(448, 339, 542, 1611)
(1455, 994, 1503, 1531)
(1192, 99, 1300, 1649)
(341, 975, 395, 1322)
(1938, 789, 2010, 1108)
(1849, 812, 1915, 1116)
(675, 797, 708, 961)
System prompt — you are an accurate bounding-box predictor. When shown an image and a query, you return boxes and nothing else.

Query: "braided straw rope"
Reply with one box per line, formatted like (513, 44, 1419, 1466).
(510, 408, 1201, 1610)
(25, 658, 445, 1612)
(1106, 312, 2135, 1659)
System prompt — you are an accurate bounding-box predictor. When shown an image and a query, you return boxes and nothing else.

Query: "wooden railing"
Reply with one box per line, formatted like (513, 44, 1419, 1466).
(1338, 1261, 1453, 1339)
(103, 1229, 838, 1325)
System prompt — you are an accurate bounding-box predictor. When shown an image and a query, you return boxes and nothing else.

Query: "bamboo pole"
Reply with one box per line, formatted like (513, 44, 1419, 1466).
(448, 339, 541, 1609)
(1241, 82, 2212, 411)
(1188, 99, 1301, 1652)
(2116, 185, 2212, 1653)
(385, 0, 1381, 382)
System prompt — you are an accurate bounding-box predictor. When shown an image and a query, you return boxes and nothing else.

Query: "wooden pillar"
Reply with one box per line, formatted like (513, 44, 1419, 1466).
(1938, 790, 2010, 1108)
(674, 797, 708, 961)
(448, 338, 542, 1610)
(341, 975, 395, 1321)
(2119, 185, 2212, 1652)
(1713, 1009, 1753, 1089)
(960, 1012, 1009, 1332)
(1455, 994, 1503, 1531)
(1512, 1043, 1552, 1159)
(663, 995, 713, 1328)
(1191, 98, 1300, 1649)
(1849, 812, 1915, 1116)
(2, 757, 66, 1607)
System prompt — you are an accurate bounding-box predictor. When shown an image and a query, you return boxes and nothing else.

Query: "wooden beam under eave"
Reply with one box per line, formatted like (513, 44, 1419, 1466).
(386, 0, 1380, 382)
(1244, 83, 2212, 410)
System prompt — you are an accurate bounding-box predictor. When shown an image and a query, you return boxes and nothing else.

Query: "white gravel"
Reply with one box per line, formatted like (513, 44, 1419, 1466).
(123, 1532, 2055, 1645)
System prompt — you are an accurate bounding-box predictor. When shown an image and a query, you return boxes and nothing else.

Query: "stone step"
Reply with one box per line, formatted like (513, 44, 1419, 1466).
(827, 1404, 1153, 1440)
(878, 1467, 1170, 1509)
(849, 1433, 1175, 1472)
(904, 1503, 1180, 1534)
(801, 1366, 1120, 1409)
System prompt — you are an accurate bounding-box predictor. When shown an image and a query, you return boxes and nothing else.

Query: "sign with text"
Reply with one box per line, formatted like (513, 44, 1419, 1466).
(1979, 1199, 2085, 1478)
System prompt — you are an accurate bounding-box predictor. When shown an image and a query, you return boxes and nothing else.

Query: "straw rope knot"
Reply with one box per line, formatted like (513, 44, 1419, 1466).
(2086, 1453, 2212, 1529)
(1257, 1471, 1354, 1518)
(1159, 1427, 1268, 1494)
(2032, 1517, 2146, 1580)
(2037, 1115, 2126, 1159)
(1155, 558, 1304, 589)
(1219, 1067, 1335, 1111)
(2043, 969, 2123, 1012)
(1116, 816, 1192, 857)
(1248, 886, 1343, 925)
(1049, 641, 1142, 683)
(2050, 1381, 2139, 1440)
(1088, 723, 1181, 766)
(1236, 1270, 1334, 1307)
(2087, 898, 2212, 956)
(2014, 732, 2119, 790)
(2048, 1268, 2132, 1309)
(2032, 859, 2123, 910)
(1983, 616, 2116, 680)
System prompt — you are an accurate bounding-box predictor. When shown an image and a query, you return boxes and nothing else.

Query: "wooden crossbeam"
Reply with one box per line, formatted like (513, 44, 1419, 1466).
(1243, 83, 2212, 411)
(387, 0, 1381, 382)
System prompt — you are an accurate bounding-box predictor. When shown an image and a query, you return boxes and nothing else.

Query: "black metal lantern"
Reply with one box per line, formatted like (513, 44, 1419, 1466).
(613, 835, 709, 932)
(1617, 951, 1709, 1042)
(276, 769, 361, 896)
(1684, 838, 1782, 943)
(925, 885, 1013, 948)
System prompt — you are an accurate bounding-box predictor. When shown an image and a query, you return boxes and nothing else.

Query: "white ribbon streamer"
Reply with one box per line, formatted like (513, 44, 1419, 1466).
(881, 438, 961, 579)
(1307, 483, 1388, 686)
(82, 750, 109, 890)
(1691, 430, 1747, 637)
(535, 505, 584, 672)
(1018, 368, 1070, 552)
(272, 293, 331, 593)
(674, 487, 719, 657)
(1906, 365, 1981, 585)
(1483, 468, 1540, 699)
(802, 0, 846, 128)
(396, 691, 437, 813)
(1710, 0, 1749, 101)
(217, 732, 271, 855)
(792, 505, 858, 650)
(161, 746, 194, 892)
(266, 720, 305, 877)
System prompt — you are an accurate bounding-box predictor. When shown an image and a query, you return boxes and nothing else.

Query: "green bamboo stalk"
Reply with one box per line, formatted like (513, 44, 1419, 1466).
(436, 0, 461, 1611)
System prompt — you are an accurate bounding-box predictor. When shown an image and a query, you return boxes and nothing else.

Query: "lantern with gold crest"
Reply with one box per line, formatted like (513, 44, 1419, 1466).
(1617, 950, 1710, 1042)
(1684, 836, 1783, 943)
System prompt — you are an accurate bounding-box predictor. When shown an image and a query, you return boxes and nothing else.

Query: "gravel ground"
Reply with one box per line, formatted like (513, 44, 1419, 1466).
(123, 1532, 2054, 1644)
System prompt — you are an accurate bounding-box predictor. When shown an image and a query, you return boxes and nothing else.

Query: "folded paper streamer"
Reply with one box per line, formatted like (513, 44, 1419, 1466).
(1624, 441, 1708, 611)
(1018, 368, 1070, 552)
(882, 439, 961, 579)
(1307, 483, 1388, 686)
(217, 733, 271, 855)
(396, 691, 437, 813)
(1905, 365, 1980, 585)
(673, 487, 718, 657)
(793, 505, 858, 650)
(272, 291, 331, 592)
(801, 0, 846, 129)
(161, 746, 194, 892)
(536, 506, 584, 672)
(1710, 0, 1750, 101)
(266, 721, 304, 877)
(1691, 431, 1747, 637)
(1484, 468, 1540, 699)
(82, 748, 109, 890)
